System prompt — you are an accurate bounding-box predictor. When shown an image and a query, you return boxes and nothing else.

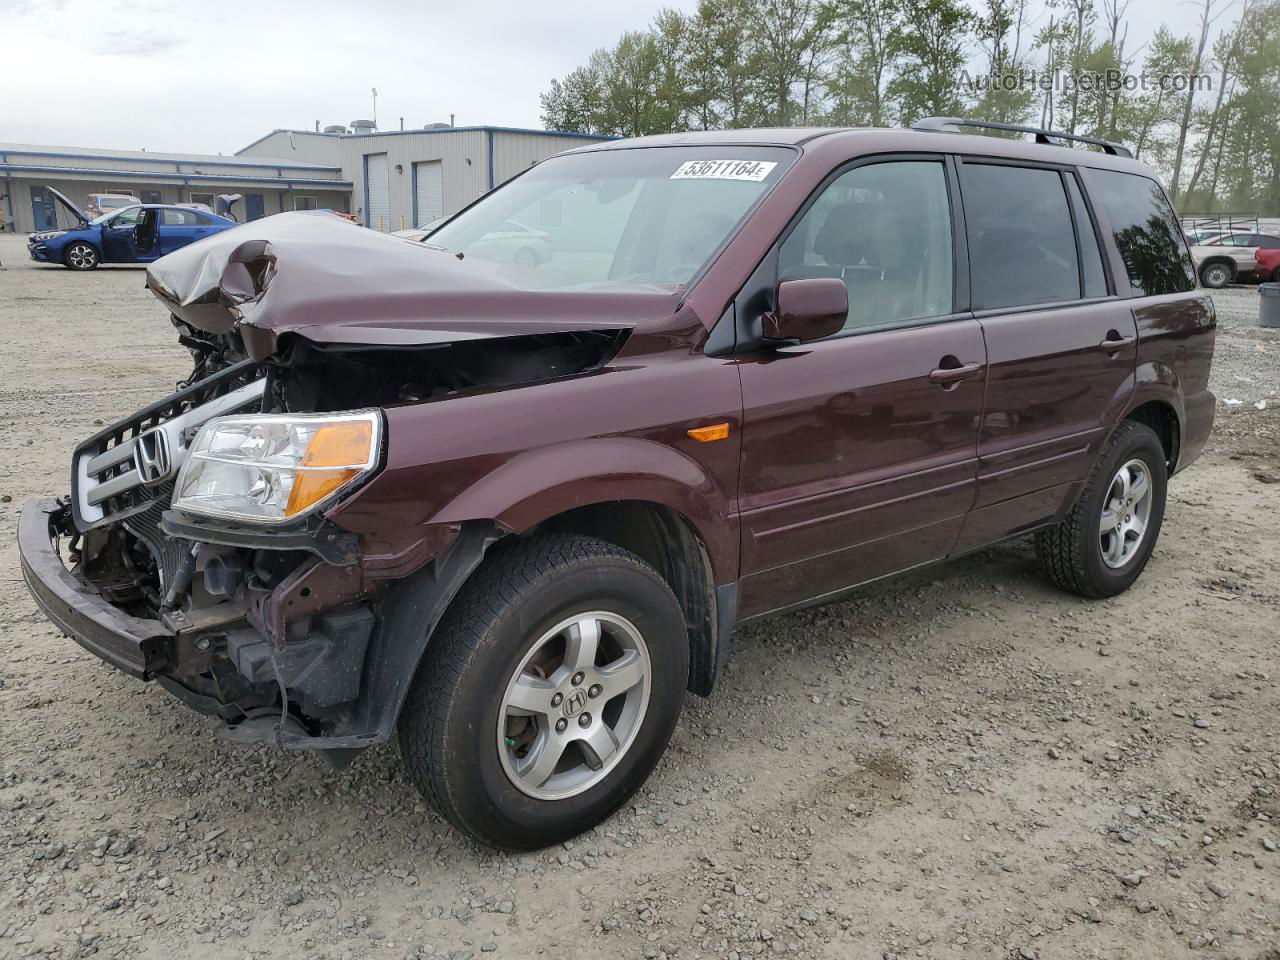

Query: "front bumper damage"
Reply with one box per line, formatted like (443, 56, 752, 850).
(18, 496, 496, 760)
(20, 498, 169, 679)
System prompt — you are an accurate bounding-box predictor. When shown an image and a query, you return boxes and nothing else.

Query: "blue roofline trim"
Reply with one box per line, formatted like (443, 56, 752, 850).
(0, 162, 351, 189)
(1, 147, 341, 172)
(318, 125, 615, 141)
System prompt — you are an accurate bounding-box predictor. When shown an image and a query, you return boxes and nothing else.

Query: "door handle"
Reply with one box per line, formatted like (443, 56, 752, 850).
(1099, 334, 1136, 353)
(929, 360, 984, 385)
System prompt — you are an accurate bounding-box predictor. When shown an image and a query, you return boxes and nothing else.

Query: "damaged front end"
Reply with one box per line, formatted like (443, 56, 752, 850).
(19, 213, 636, 760)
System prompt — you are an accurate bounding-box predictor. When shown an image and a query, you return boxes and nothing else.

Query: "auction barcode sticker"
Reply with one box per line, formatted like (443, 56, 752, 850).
(670, 160, 778, 182)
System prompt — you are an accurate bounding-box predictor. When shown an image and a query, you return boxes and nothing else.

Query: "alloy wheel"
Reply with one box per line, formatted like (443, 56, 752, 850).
(67, 244, 97, 269)
(497, 611, 651, 800)
(1099, 458, 1153, 569)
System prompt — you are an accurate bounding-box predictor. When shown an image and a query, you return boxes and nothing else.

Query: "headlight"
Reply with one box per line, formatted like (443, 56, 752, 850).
(172, 411, 381, 524)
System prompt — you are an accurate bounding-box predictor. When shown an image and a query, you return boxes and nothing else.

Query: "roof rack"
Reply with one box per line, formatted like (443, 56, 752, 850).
(912, 117, 1133, 158)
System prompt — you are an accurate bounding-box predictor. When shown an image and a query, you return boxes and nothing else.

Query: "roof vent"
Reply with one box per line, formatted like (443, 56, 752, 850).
(323, 124, 348, 134)
(424, 122, 452, 129)
(349, 119, 377, 133)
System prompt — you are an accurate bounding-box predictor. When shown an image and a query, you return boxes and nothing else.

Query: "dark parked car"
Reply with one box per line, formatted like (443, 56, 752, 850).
(19, 120, 1215, 850)
(27, 187, 238, 269)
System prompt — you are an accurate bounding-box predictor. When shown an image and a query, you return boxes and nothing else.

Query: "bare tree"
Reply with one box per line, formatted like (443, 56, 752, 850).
(1170, 0, 1236, 201)
(1184, 0, 1250, 200)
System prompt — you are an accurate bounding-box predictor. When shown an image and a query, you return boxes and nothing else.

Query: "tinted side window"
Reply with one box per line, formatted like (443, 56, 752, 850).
(779, 160, 953, 333)
(1259, 236, 1280, 249)
(1084, 169, 1195, 297)
(963, 163, 1079, 310)
(1065, 174, 1109, 298)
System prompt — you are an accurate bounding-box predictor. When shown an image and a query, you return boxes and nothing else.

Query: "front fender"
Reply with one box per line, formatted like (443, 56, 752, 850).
(431, 436, 739, 583)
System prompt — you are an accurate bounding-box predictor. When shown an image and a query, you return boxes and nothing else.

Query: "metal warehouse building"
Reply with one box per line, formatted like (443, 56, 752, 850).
(0, 125, 610, 235)
(0, 143, 351, 233)
(236, 126, 611, 233)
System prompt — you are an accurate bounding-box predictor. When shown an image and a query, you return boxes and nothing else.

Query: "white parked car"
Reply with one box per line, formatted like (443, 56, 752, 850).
(394, 219, 552, 267)
(1190, 232, 1280, 288)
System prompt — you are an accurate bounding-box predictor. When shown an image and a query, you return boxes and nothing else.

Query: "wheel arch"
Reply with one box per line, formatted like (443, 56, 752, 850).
(1123, 397, 1182, 472)
(1198, 256, 1237, 284)
(428, 437, 739, 584)
(529, 499, 731, 696)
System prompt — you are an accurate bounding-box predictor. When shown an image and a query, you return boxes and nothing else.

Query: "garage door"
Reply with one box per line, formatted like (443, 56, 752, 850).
(414, 161, 443, 228)
(365, 153, 390, 232)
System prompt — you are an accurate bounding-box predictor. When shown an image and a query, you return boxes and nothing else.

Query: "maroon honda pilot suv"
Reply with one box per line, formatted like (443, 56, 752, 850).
(19, 119, 1214, 849)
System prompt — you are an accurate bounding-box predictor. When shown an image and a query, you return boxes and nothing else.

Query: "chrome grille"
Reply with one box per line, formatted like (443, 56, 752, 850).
(71, 361, 266, 532)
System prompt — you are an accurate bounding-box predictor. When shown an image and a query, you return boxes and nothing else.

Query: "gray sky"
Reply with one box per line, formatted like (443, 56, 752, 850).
(1, 0, 1216, 156)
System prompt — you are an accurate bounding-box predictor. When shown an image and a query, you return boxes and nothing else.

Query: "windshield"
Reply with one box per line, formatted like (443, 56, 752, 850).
(426, 146, 793, 291)
(93, 205, 142, 225)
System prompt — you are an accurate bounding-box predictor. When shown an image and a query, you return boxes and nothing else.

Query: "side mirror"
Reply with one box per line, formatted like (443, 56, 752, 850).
(763, 278, 848, 343)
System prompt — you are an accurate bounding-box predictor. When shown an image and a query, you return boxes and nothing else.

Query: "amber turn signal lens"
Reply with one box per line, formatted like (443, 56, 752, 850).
(284, 420, 375, 517)
(687, 422, 730, 443)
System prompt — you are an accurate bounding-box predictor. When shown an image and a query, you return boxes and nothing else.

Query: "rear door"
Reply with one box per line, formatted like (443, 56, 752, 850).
(736, 156, 986, 618)
(156, 208, 205, 256)
(951, 159, 1136, 551)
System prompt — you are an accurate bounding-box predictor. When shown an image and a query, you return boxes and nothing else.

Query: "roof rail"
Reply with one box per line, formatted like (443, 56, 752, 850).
(912, 116, 1133, 158)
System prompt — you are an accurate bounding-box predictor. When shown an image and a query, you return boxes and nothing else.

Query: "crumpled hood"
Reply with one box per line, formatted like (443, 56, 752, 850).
(145, 212, 676, 362)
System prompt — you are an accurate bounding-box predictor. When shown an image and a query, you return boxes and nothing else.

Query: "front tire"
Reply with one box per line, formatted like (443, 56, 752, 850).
(1035, 421, 1167, 599)
(397, 534, 688, 850)
(64, 242, 99, 270)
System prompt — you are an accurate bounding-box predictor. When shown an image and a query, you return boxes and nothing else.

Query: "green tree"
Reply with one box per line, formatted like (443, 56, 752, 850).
(827, 0, 903, 125)
(748, 0, 834, 125)
(888, 0, 975, 124)
(968, 0, 1034, 125)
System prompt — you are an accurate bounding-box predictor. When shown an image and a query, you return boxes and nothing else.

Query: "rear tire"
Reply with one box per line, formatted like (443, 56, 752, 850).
(64, 242, 99, 270)
(1035, 420, 1167, 599)
(1199, 261, 1232, 288)
(397, 534, 688, 850)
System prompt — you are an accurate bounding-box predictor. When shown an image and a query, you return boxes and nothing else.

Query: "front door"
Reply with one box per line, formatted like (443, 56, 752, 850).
(100, 207, 143, 261)
(735, 157, 985, 619)
(950, 160, 1137, 551)
(31, 187, 57, 231)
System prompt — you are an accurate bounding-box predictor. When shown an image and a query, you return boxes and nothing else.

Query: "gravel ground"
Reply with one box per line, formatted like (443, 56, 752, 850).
(1, 233, 1278, 960)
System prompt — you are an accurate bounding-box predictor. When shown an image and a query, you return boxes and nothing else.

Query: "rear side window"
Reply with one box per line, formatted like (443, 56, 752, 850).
(962, 163, 1080, 310)
(1065, 175, 1109, 298)
(778, 159, 953, 333)
(1084, 169, 1195, 297)
(161, 209, 199, 226)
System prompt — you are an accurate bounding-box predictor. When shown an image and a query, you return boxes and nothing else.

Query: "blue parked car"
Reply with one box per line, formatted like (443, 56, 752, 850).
(27, 187, 240, 270)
